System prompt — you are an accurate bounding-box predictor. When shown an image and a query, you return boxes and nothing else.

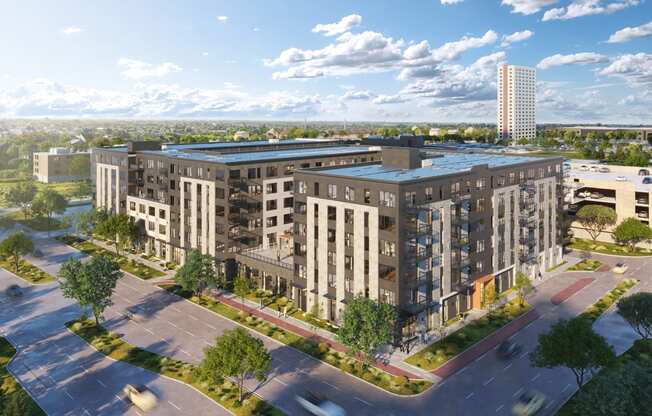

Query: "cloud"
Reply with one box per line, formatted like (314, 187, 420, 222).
(217, 16, 228, 22)
(599, 53, 652, 85)
(62, 27, 83, 35)
(118, 59, 182, 79)
(501, 0, 559, 15)
(341, 90, 375, 100)
(542, 0, 639, 21)
(372, 94, 409, 104)
(537, 81, 608, 121)
(201, 52, 209, 56)
(500, 30, 534, 47)
(536, 52, 609, 69)
(607, 21, 652, 43)
(441, 0, 464, 4)
(312, 14, 362, 37)
(253, 27, 261, 32)
(430, 30, 498, 61)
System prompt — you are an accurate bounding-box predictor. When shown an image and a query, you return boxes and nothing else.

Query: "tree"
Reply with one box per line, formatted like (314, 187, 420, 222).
(617, 292, 652, 340)
(174, 249, 220, 295)
(199, 327, 271, 402)
(31, 188, 67, 229)
(233, 276, 251, 306)
(75, 208, 108, 241)
(59, 256, 123, 325)
(613, 218, 652, 252)
(95, 213, 137, 256)
(576, 205, 617, 242)
(530, 317, 615, 388)
(73, 180, 92, 199)
(514, 272, 533, 307)
(482, 282, 498, 310)
(2, 181, 37, 219)
(0, 231, 33, 271)
(68, 156, 90, 178)
(336, 294, 396, 365)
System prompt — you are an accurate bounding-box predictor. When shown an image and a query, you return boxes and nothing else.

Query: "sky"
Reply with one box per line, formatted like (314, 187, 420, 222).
(0, 0, 651, 123)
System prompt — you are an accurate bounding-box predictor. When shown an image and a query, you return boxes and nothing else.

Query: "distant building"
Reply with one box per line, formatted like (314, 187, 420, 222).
(564, 126, 652, 150)
(233, 131, 250, 140)
(497, 64, 536, 142)
(429, 128, 441, 137)
(266, 128, 281, 140)
(33, 148, 90, 183)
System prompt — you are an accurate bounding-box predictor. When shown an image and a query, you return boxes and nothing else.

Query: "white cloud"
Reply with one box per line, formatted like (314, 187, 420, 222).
(217, 16, 228, 22)
(537, 52, 608, 69)
(62, 27, 83, 35)
(441, 0, 464, 4)
(501, 0, 559, 15)
(253, 27, 261, 32)
(341, 90, 375, 100)
(500, 30, 534, 47)
(599, 53, 652, 85)
(312, 14, 362, 37)
(430, 30, 498, 61)
(607, 21, 652, 43)
(201, 52, 209, 56)
(542, 0, 639, 21)
(372, 94, 409, 104)
(118, 59, 182, 79)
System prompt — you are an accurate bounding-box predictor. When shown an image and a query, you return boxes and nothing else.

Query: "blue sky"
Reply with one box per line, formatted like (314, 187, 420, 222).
(0, 0, 651, 123)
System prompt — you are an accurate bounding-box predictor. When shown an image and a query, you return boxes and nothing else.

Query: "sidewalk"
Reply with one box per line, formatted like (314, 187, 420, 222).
(83, 237, 175, 279)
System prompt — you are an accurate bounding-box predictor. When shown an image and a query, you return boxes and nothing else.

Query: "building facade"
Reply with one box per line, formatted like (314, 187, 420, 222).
(33, 148, 90, 183)
(497, 64, 536, 142)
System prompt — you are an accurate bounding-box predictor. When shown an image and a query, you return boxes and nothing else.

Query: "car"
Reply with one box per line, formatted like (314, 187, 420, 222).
(598, 167, 610, 173)
(5, 284, 23, 298)
(512, 390, 546, 416)
(496, 341, 523, 360)
(643, 177, 652, 185)
(579, 165, 589, 171)
(295, 391, 346, 416)
(589, 165, 599, 172)
(613, 262, 629, 274)
(616, 176, 628, 182)
(563, 163, 571, 170)
(639, 169, 650, 176)
(123, 384, 158, 412)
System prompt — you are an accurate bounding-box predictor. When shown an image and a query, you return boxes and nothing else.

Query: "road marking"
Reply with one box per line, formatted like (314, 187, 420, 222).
(273, 377, 288, 386)
(204, 323, 217, 330)
(531, 373, 541, 382)
(171, 307, 182, 313)
(115, 394, 123, 402)
(508, 333, 518, 340)
(502, 363, 513, 372)
(524, 322, 535, 330)
(561, 383, 572, 393)
(493, 345, 500, 350)
(520, 351, 529, 359)
(483, 377, 495, 386)
(188, 315, 199, 321)
(513, 387, 524, 398)
(180, 349, 191, 356)
(96, 379, 106, 387)
(203, 340, 212, 346)
(465, 392, 475, 400)
(496, 404, 504, 412)
(474, 352, 488, 363)
(322, 381, 341, 390)
(79, 365, 88, 374)
(144, 328, 154, 335)
(545, 400, 556, 409)
(63, 388, 73, 399)
(82, 408, 91, 416)
(166, 320, 178, 328)
(168, 401, 181, 410)
(184, 330, 196, 337)
(354, 397, 372, 406)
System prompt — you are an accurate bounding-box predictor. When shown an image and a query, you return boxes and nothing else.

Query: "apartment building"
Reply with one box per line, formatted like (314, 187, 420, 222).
(93, 141, 380, 278)
(33, 147, 90, 183)
(497, 64, 536, 142)
(564, 126, 652, 151)
(566, 160, 652, 244)
(290, 148, 563, 334)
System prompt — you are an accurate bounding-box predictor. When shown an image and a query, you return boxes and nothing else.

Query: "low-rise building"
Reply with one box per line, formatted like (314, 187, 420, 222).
(33, 147, 90, 183)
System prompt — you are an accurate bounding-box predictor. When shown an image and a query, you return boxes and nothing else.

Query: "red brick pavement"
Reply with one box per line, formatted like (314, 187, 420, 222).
(431, 309, 540, 379)
(550, 278, 595, 305)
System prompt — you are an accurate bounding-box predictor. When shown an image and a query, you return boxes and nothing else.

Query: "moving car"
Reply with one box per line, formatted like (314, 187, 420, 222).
(496, 341, 522, 360)
(123, 384, 158, 411)
(295, 391, 346, 416)
(589, 165, 599, 172)
(579, 165, 589, 171)
(512, 390, 546, 416)
(612, 262, 629, 274)
(5, 284, 23, 298)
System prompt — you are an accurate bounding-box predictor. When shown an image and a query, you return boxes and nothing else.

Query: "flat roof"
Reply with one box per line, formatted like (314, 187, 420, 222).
(143, 146, 378, 165)
(162, 138, 337, 151)
(568, 170, 651, 192)
(304, 153, 552, 183)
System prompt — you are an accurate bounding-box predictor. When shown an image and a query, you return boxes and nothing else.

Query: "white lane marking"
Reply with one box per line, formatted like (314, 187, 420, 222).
(204, 323, 217, 330)
(561, 383, 572, 393)
(79, 365, 88, 374)
(273, 377, 288, 386)
(474, 352, 487, 363)
(63, 388, 73, 399)
(458, 367, 468, 374)
(502, 363, 513, 372)
(180, 349, 191, 356)
(465, 392, 475, 400)
(520, 351, 529, 359)
(188, 315, 199, 321)
(82, 408, 91, 416)
(524, 322, 535, 330)
(203, 340, 212, 346)
(354, 397, 372, 406)
(144, 328, 154, 335)
(322, 381, 341, 390)
(184, 330, 195, 337)
(508, 333, 518, 340)
(496, 404, 504, 412)
(513, 387, 524, 398)
(168, 400, 181, 410)
(96, 379, 107, 387)
(545, 400, 556, 409)
(483, 377, 495, 386)
(531, 373, 541, 382)
(166, 320, 178, 328)
(115, 394, 122, 401)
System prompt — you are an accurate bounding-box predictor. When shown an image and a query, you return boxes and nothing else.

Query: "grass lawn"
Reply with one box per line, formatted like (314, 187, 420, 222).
(405, 300, 531, 371)
(57, 235, 165, 280)
(0, 337, 46, 415)
(580, 278, 637, 323)
(3, 210, 68, 232)
(0, 258, 55, 284)
(162, 285, 432, 395)
(66, 319, 281, 416)
(525, 151, 585, 159)
(0, 180, 91, 208)
(567, 259, 603, 272)
(545, 260, 568, 273)
(568, 238, 652, 256)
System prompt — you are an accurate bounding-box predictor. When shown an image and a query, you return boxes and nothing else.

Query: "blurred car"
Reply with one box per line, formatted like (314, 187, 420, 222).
(497, 341, 523, 360)
(5, 284, 23, 298)
(643, 177, 652, 185)
(616, 176, 628, 182)
(512, 390, 545, 416)
(123, 384, 158, 411)
(589, 165, 599, 172)
(639, 169, 650, 176)
(598, 167, 610, 173)
(295, 391, 346, 416)
(32, 248, 43, 258)
(612, 262, 629, 274)
(579, 165, 589, 171)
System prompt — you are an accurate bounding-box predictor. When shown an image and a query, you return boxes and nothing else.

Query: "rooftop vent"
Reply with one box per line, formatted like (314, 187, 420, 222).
(381, 148, 423, 170)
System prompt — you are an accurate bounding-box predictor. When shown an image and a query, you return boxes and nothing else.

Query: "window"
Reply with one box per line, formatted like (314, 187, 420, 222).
(159, 209, 165, 219)
(284, 213, 293, 224)
(379, 240, 396, 257)
(477, 240, 485, 253)
(314, 183, 320, 196)
(344, 255, 353, 270)
(149, 206, 155, 216)
(328, 229, 336, 243)
(284, 197, 293, 208)
(266, 200, 277, 211)
(328, 184, 337, 199)
(215, 205, 224, 216)
(159, 224, 166, 234)
(296, 264, 307, 279)
(296, 181, 306, 194)
(216, 187, 224, 199)
(129, 201, 136, 211)
(405, 191, 416, 207)
(266, 166, 278, 177)
(344, 209, 353, 224)
(364, 189, 371, 203)
(345, 277, 353, 293)
(266, 183, 277, 194)
(379, 215, 395, 231)
(266, 216, 277, 227)
(283, 181, 293, 192)
(148, 221, 155, 231)
(327, 273, 336, 288)
(345, 232, 353, 247)
(345, 186, 355, 201)
(296, 223, 306, 237)
(139, 204, 145, 214)
(379, 264, 396, 281)
(380, 288, 395, 305)
(327, 251, 336, 265)
(476, 198, 486, 212)
(476, 261, 483, 273)
(425, 187, 433, 201)
(379, 191, 395, 207)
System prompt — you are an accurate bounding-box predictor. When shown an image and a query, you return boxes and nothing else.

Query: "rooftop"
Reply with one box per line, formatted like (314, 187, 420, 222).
(568, 170, 652, 192)
(305, 153, 551, 183)
(162, 138, 338, 151)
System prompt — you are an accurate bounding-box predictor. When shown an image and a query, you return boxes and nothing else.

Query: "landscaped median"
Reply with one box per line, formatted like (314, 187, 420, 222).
(161, 284, 432, 395)
(567, 259, 603, 272)
(56, 235, 165, 280)
(580, 278, 637, 323)
(0, 337, 46, 415)
(66, 319, 282, 416)
(568, 237, 652, 256)
(405, 300, 531, 372)
(0, 258, 55, 284)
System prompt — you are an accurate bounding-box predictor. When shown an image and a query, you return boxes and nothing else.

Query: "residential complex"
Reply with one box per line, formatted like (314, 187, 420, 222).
(497, 64, 536, 142)
(33, 147, 90, 183)
(563, 126, 652, 151)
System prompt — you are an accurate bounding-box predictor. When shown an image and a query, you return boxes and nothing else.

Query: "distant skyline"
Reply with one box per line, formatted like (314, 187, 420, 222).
(0, 0, 651, 123)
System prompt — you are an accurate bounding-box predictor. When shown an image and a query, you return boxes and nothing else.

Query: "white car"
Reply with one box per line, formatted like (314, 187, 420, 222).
(579, 165, 589, 171)
(612, 262, 629, 274)
(616, 176, 628, 182)
(590, 165, 599, 172)
(123, 384, 158, 412)
(295, 391, 346, 416)
(512, 390, 545, 416)
(598, 167, 610, 173)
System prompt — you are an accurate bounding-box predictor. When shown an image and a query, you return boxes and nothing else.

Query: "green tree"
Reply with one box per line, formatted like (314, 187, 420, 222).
(617, 292, 652, 340)
(576, 205, 617, 242)
(336, 294, 396, 365)
(613, 218, 652, 252)
(68, 156, 90, 178)
(514, 272, 533, 307)
(31, 188, 67, 229)
(1, 393, 37, 416)
(0, 231, 33, 271)
(95, 213, 137, 256)
(199, 327, 271, 402)
(73, 181, 92, 199)
(233, 275, 251, 306)
(530, 317, 615, 388)
(75, 208, 108, 241)
(2, 181, 37, 219)
(59, 256, 123, 325)
(174, 249, 220, 295)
